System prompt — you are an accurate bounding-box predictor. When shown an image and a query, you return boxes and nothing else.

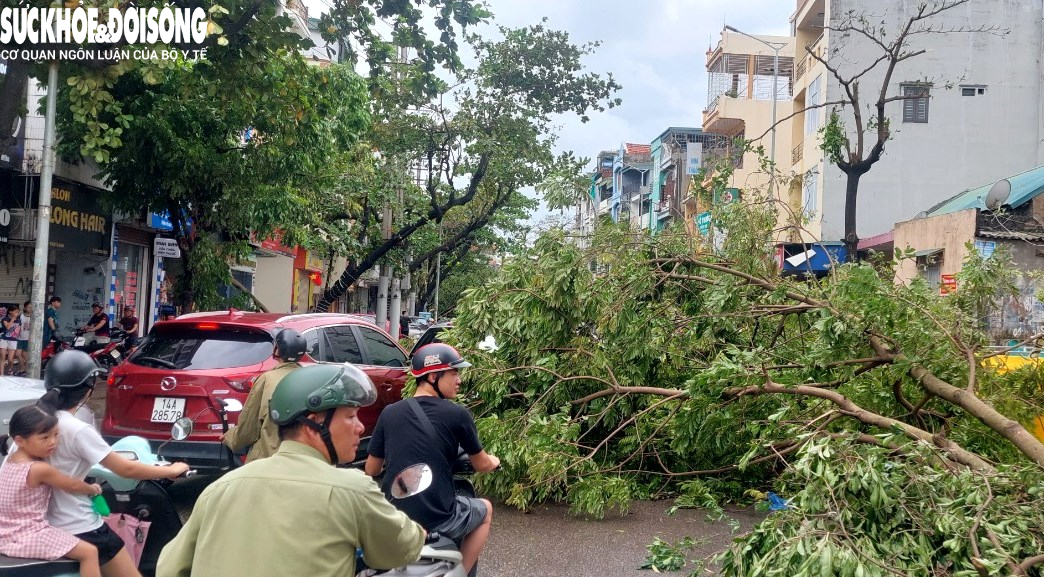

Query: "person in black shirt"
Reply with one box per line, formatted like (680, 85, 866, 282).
(365, 343, 499, 575)
(399, 314, 410, 340)
(82, 302, 111, 346)
(118, 305, 139, 350)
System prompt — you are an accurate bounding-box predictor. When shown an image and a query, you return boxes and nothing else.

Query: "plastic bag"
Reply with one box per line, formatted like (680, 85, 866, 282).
(103, 513, 152, 567)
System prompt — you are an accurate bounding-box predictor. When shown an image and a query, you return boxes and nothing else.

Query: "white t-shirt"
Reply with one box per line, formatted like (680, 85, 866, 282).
(46, 410, 113, 534)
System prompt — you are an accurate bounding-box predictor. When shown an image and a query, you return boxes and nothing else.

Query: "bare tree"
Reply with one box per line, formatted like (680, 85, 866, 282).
(757, 0, 1001, 259)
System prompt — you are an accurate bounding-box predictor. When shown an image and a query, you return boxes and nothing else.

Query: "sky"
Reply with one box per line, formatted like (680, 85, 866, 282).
(472, 0, 793, 169)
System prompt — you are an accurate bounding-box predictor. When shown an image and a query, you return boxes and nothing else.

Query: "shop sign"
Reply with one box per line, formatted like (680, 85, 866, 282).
(48, 177, 111, 256)
(256, 229, 295, 257)
(695, 211, 711, 235)
(154, 237, 181, 258)
(940, 274, 957, 295)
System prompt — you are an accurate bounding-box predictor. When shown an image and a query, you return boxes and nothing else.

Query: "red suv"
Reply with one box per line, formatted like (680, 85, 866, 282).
(102, 310, 410, 469)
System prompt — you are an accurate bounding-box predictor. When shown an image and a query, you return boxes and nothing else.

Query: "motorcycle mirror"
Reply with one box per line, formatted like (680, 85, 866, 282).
(171, 418, 194, 441)
(390, 463, 433, 499)
(114, 450, 139, 461)
(222, 398, 244, 413)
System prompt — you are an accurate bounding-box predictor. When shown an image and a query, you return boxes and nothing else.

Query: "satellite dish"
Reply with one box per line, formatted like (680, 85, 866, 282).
(984, 179, 1011, 210)
(914, 211, 927, 219)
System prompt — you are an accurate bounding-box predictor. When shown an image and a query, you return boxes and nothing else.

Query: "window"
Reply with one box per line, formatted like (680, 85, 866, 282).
(303, 328, 323, 361)
(901, 83, 930, 123)
(805, 75, 822, 135)
(802, 169, 818, 216)
(130, 328, 273, 370)
(357, 327, 407, 367)
(322, 325, 364, 363)
(961, 85, 986, 96)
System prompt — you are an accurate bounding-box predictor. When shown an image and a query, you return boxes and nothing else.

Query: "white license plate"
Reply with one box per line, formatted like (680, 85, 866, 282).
(150, 397, 185, 423)
(73, 336, 85, 347)
(110, 349, 121, 359)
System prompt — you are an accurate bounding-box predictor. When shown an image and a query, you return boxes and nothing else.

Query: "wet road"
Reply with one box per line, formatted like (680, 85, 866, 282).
(483, 501, 764, 576)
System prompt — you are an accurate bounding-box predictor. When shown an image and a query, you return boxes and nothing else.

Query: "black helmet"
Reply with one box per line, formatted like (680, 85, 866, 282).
(274, 328, 307, 363)
(411, 343, 471, 378)
(44, 350, 104, 390)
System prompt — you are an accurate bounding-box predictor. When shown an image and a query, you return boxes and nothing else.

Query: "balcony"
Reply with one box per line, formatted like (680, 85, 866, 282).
(793, 59, 807, 84)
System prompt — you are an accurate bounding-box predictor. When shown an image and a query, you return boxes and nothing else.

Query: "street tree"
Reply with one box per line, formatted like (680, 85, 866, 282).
(58, 47, 370, 309)
(447, 180, 1044, 570)
(309, 20, 621, 312)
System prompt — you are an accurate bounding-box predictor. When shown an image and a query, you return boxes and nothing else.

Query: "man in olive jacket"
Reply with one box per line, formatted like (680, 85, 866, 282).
(223, 329, 306, 462)
(158, 364, 425, 577)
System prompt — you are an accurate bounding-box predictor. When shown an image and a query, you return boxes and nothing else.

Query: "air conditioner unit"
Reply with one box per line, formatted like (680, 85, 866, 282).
(8, 208, 36, 241)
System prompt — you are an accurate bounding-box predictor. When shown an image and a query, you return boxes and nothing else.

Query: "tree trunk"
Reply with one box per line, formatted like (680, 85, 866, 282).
(842, 169, 862, 262)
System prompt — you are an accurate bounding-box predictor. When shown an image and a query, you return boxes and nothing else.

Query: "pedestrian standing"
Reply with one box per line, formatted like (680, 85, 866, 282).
(17, 301, 31, 375)
(1, 305, 21, 376)
(43, 297, 61, 346)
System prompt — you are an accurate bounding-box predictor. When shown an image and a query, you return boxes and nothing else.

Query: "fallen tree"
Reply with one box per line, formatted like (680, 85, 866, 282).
(448, 189, 1044, 572)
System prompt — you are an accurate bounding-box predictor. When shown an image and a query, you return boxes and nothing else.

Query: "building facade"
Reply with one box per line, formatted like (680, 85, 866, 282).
(790, 0, 1044, 246)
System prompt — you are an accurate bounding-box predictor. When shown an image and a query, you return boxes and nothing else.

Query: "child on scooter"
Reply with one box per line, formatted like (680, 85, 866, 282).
(0, 404, 103, 577)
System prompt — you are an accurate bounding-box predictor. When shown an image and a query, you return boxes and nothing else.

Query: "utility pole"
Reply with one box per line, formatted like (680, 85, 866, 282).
(27, 62, 58, 379)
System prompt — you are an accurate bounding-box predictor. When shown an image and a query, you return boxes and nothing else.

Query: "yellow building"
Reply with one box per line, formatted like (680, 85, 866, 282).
(700, 29, 796, 243)
(789, 0, 829, 244)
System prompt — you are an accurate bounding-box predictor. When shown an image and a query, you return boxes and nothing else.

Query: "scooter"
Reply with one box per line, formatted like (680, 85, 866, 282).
(72, 329, 128, 369)
(0, 421, 199, 577)
(357, 452, 486, 577)
(356, 463, 468, 577)
(40, 335, 73, 372)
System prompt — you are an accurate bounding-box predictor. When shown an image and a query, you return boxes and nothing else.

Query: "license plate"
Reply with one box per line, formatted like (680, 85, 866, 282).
(150, 397, 185, 423)
(110, 349, 121, 359)
(74, 336, 85, 347)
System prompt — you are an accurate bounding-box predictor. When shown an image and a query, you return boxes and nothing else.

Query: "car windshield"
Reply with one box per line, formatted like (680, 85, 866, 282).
(130, 328, 273, 370)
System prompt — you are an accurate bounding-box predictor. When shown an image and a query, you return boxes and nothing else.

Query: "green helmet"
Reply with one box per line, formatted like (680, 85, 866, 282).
(269, 363, 377, 426)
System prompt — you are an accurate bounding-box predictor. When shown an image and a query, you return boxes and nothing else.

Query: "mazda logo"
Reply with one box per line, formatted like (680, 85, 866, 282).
(160, 376, 177, 391)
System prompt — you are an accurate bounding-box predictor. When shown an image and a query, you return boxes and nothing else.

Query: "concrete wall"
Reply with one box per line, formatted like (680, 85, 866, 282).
(252, 254, 294, 313)
(817, 0, 1044, 243)
(893, 209, 977, 285)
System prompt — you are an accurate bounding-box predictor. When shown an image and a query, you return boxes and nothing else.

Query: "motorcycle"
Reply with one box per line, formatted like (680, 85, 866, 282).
(40, 335, 73, 372)
(0, 419, 202, 577)
(72, 328, 129, 369)
(357, 451, 486, 577)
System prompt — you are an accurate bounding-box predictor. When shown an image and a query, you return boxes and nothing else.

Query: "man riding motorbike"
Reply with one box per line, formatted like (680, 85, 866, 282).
(157, 363, 426, 577)
(223, 328, 307, 462)
(365, 343, 500, 575)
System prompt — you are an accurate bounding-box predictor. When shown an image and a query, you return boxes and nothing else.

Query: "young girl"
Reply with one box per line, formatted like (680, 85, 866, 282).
(0, 404, 102, 577)
(0, 304, 20, 375)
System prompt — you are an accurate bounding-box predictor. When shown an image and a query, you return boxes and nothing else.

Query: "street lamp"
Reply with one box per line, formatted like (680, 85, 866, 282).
(723, 25, 788, 195)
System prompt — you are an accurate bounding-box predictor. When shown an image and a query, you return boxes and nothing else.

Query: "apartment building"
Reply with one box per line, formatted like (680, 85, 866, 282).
(700, 29, 796, 241)
(789, 0, 1044, 248)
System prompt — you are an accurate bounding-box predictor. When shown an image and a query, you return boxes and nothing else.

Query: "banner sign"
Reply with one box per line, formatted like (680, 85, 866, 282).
(686, 142, 703, 175)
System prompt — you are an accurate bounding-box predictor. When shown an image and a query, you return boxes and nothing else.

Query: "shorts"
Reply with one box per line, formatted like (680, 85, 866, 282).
(0, 339, 16, 350)
(430, 496, 488, 541)
(16, 340, 28, 351)
(74, 523, 125, 565)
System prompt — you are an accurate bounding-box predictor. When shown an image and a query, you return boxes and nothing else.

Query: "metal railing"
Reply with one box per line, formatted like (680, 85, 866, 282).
(792, 141, 803, 165)
(794, 59, 807, 84)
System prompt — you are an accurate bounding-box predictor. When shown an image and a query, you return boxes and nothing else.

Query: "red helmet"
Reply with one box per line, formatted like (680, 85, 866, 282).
(411, 343, 471, 378)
